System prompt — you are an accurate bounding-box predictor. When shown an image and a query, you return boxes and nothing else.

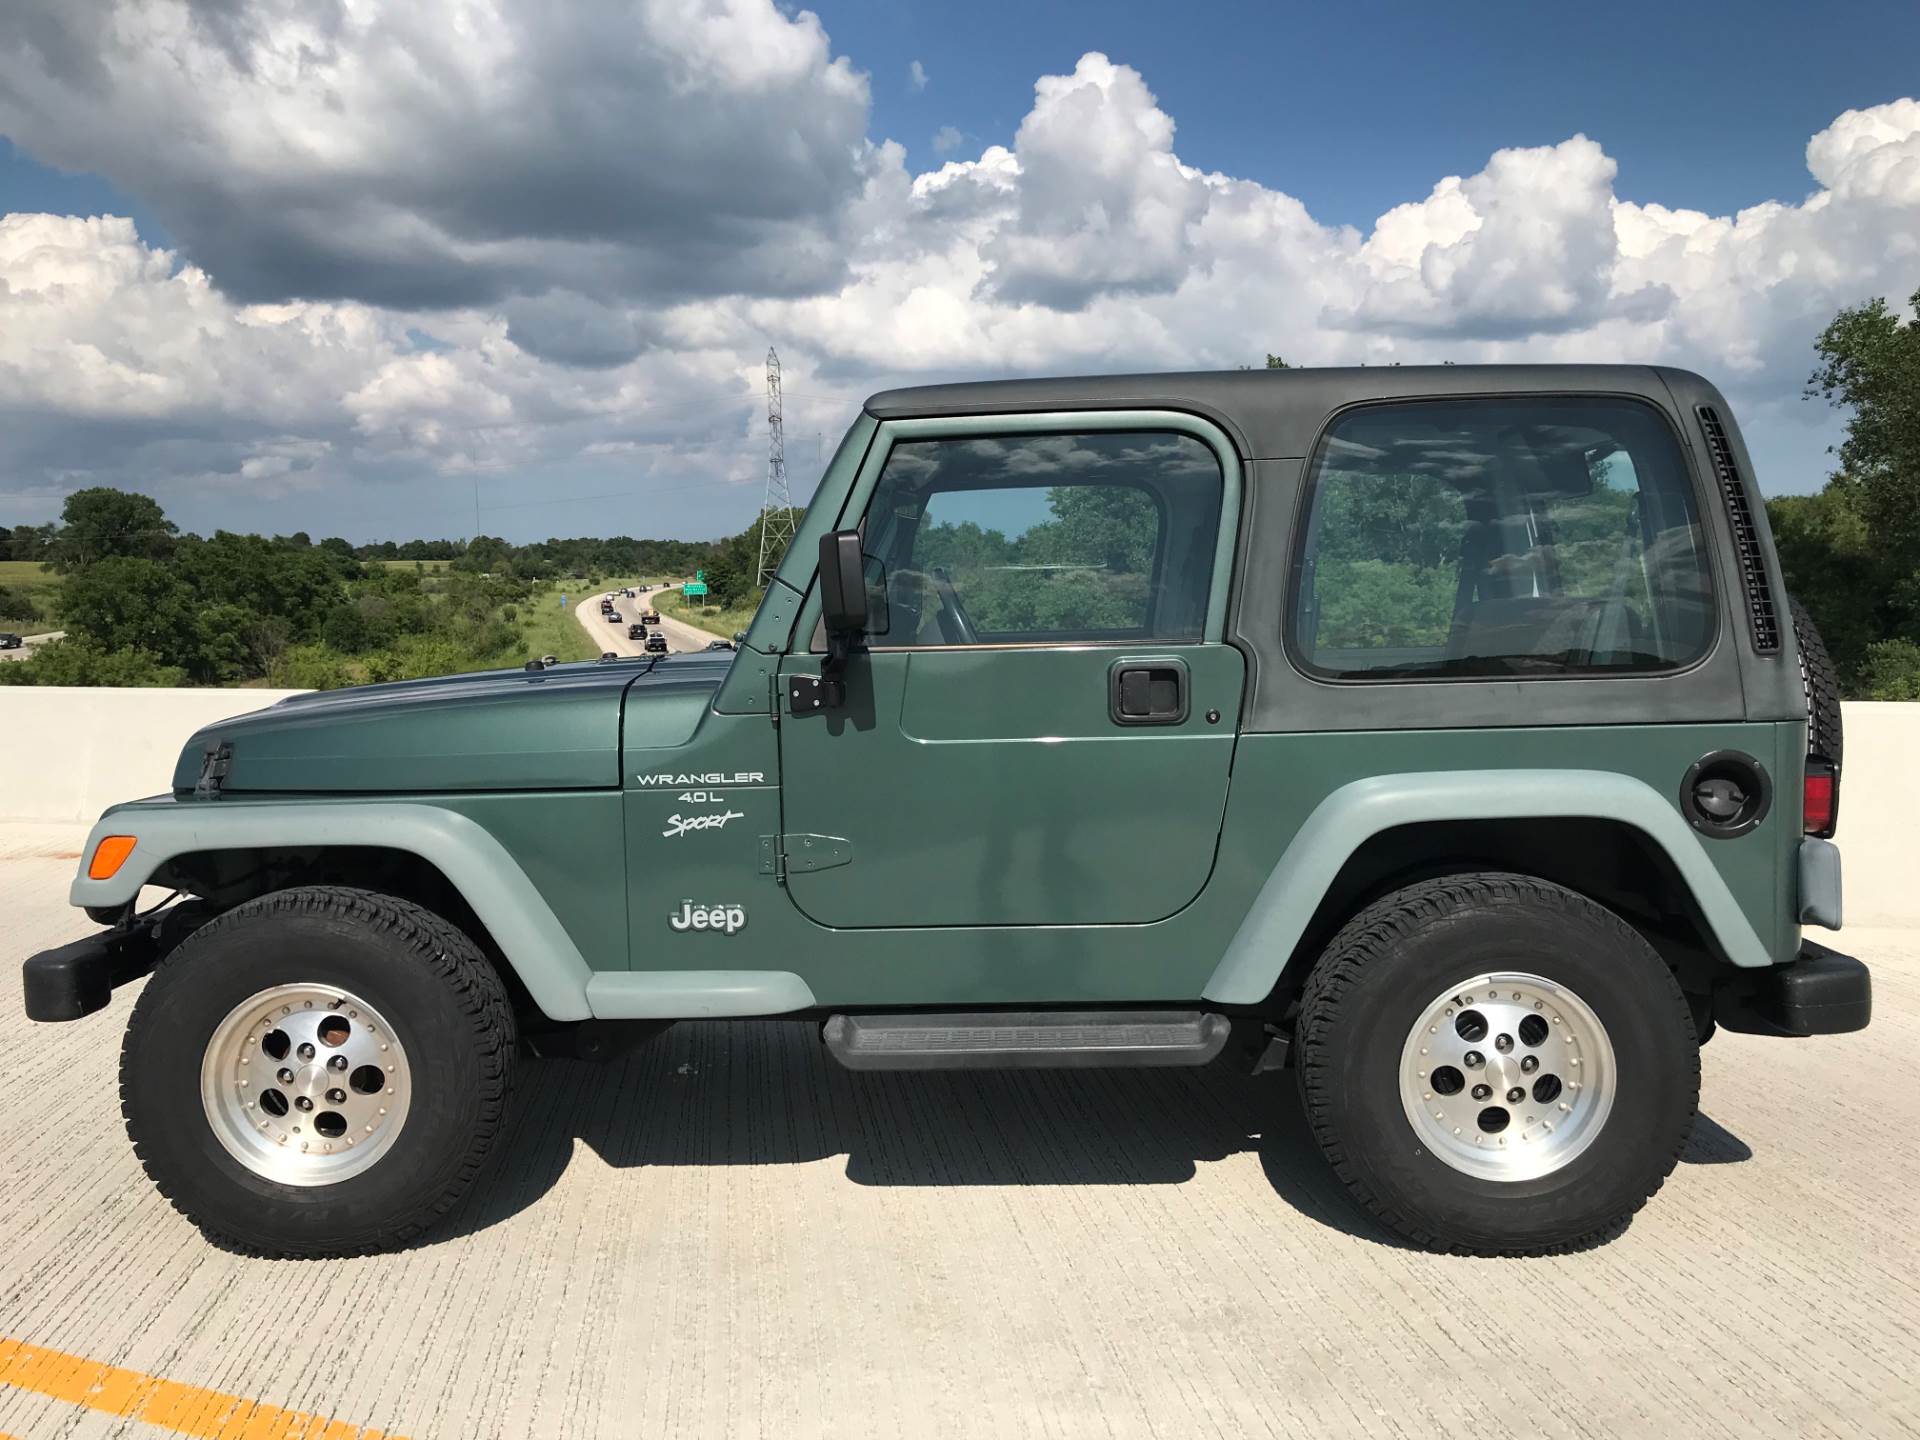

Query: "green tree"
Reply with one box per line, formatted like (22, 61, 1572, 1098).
(45, 488, 178, 573)
(0, 636, 187, 687)
(702, 552, 748, 608)
(1810, 288, 1920, 564)
(1861, 638, 1920, 700)
(1785, 285, 1920, 695)
(58, 556, 206, 674)
(8, 524, 56, 562)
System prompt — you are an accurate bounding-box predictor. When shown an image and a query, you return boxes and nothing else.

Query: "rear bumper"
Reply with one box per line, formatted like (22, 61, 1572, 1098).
(21, 904, 204, 1022)
(1715, 940, 1871, 1037)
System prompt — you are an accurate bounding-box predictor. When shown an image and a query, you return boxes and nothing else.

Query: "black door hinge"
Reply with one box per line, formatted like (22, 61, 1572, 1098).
(787, 674, 829, 715)
(758, 833, 853, 881)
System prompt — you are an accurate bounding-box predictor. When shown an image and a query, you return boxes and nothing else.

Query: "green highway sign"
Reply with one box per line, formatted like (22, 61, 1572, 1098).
(683, 582, 708, 597)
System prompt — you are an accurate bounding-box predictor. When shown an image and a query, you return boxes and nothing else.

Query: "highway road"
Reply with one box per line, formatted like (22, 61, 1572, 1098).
(572, 584, 728, 658)
(0, 630, 63, 663)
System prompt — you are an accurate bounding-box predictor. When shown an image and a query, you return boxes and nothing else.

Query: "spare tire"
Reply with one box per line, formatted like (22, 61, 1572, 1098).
(1788, 594, 1844, 767)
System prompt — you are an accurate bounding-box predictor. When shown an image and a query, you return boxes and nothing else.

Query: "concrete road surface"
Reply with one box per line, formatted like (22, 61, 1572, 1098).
(1, 827, 1916, 1439)
(573, 586, 725, 658)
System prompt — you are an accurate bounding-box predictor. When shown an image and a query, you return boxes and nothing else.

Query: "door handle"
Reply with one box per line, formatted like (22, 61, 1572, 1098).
(1109, 658, 1189, 726)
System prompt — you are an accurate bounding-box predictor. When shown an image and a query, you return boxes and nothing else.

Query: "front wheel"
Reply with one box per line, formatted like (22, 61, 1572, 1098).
(1296, 873, 1698, 1255)
(121, 886, 516, 1257)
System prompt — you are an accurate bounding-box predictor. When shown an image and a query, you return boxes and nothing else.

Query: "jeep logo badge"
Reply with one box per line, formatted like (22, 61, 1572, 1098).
(670, 900, 747, 934)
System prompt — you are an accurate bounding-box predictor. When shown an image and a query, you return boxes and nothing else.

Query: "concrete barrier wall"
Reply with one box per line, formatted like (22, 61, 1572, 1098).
(1833, 703, 1919, 928)
(0, 687, 307, 824)
(1, 688, 1913, 925)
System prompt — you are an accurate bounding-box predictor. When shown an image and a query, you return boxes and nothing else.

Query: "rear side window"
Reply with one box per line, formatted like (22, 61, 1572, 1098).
(1290, 398, 1715, 680)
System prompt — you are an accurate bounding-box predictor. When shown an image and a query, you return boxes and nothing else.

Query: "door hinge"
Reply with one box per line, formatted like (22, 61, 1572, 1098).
(758, 833, 854, 882)
(786, 673, 829, 715)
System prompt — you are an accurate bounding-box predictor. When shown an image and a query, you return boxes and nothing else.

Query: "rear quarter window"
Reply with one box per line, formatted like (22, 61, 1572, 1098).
(1289, 397, 1715, 681)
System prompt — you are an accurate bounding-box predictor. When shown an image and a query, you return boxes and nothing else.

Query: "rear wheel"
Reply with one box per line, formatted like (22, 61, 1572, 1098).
(122, 886, 516, 1257)
(1296, 873, 1698, 1255)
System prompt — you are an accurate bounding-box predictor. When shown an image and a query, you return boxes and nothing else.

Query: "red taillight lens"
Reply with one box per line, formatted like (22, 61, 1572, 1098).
(1803, 765, 1837, 837)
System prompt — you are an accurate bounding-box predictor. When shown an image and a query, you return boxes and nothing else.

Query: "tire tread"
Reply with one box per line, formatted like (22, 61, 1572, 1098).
(120, 885, 516, 1258)
(1296, 871, 1698, 1256)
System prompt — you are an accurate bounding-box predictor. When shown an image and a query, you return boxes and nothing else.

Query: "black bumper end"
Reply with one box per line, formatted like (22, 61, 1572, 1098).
(1715, 940, 1871, 1038)
(21, 905, 206, 1022)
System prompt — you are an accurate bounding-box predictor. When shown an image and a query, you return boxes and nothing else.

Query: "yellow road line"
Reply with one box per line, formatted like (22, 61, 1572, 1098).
(0, 1338, 403, 1440)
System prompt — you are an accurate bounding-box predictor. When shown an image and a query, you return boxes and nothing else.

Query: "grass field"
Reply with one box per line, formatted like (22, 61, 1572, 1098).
(376, 559, 452, 572)
(0, 561, 62, 630)
(655, 585, 759, 639)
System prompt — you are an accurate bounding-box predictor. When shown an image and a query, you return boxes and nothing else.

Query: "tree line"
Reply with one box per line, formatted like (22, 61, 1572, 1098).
(1765, 286, 1920, 699)
(0, 493, 793, 688)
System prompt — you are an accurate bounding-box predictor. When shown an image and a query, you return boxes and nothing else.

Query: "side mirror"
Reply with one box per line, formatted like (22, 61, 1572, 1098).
(819, 530, 868, 636)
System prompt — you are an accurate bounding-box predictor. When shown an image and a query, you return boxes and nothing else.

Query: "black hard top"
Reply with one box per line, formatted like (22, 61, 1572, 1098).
(865, 364, 1712, 460)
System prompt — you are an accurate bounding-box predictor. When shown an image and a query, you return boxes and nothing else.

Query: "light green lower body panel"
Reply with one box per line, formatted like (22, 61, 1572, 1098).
(586, 970, 817, 1018)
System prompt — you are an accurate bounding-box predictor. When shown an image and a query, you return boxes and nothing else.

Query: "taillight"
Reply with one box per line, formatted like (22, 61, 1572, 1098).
(1803, 763, 1838, 838)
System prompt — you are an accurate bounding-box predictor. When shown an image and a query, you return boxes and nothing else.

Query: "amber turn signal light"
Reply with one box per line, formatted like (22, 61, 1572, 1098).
(87, 835, 137, 881)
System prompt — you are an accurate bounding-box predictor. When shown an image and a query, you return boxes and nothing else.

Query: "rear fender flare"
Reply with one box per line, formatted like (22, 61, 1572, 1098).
(1202, 769, 1774, 1006)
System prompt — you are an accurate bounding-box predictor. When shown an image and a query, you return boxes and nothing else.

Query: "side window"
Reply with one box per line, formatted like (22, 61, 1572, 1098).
(1291, 398, 1715, 679)
(860, 431, 1223, 645)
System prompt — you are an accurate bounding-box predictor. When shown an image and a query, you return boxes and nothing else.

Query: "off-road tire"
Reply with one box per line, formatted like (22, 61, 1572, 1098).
(1296, 873, 1698, 1256)
(1788, 594, 1844, 767)
(121, 886, 516, 1257)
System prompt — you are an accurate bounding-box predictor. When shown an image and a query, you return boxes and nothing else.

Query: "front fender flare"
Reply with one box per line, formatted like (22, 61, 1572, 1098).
(1202, 769, 1775, 1007)
(71, 801, 597, 1021)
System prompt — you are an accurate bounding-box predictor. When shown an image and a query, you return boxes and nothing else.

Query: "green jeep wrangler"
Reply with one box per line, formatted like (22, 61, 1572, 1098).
(24, 365, 1868, 1258)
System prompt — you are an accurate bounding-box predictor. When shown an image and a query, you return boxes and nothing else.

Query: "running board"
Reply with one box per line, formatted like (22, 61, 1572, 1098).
(822, 1010, 1231, 1071)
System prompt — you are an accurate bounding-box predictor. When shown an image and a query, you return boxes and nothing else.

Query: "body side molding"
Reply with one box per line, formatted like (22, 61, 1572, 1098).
(585, 970, 817, 1019)
(1204, 769, 1775, 1006)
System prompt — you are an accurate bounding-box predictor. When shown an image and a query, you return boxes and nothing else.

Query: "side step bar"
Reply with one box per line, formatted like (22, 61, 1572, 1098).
(822, 1010, 1231, 1071)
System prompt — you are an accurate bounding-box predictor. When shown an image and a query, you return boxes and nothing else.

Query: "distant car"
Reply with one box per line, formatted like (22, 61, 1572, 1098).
(644, 632, 668, 654)
(0, 633, 21, 650)
(640, 609, 660, 625)
(604, 609, 622, 623)
(623, 588, 635, 598)
(628, 623, 646, 639)
(705, 639, 734, 651)
(540, 655, 558, 667)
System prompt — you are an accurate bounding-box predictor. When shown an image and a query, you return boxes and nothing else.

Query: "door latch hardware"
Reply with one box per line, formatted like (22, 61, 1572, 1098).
(1108, 657, 1190, 726)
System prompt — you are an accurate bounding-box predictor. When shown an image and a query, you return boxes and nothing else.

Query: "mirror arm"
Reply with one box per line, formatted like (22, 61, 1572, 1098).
(820, 626, 857, 706)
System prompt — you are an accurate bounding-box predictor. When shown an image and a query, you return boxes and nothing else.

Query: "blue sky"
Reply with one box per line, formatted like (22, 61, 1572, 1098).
(1, 0, 1917, 543)
(835, 0, 1920, 227)
(12, 3, 1917, 249)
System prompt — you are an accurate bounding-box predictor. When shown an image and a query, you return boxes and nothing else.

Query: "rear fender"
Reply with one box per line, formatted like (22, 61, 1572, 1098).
(1203, 769, 1775, 1006)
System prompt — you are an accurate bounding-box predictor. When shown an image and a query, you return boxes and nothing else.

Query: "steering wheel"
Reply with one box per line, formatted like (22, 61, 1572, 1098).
(929, 566, 980, 645)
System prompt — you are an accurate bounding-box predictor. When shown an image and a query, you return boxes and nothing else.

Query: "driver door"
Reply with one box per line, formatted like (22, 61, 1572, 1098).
(777, 416, 1245, 930)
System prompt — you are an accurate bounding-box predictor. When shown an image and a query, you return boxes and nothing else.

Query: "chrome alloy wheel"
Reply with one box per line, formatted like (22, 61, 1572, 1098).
(199, 983, 412, 1186)
(1398, 972, 1617, 1182)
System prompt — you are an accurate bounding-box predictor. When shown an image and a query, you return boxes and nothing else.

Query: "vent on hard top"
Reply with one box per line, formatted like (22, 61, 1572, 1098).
(1696, 405, 1780, 653)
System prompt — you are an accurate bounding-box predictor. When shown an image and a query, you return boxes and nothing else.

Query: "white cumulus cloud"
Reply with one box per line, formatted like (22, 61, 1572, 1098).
(1, 28, 1918, 537)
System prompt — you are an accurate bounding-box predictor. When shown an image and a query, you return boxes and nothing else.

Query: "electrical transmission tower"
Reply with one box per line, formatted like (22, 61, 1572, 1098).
(757, 347, 795, 586)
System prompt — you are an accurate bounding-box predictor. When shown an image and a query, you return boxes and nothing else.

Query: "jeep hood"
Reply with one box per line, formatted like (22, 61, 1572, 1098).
(170, 653, 736, 794)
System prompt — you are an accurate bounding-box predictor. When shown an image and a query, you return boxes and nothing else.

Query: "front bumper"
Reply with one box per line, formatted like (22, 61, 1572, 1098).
(21, 904, 205, 1022)
(1715, 940, 1872, 1038)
